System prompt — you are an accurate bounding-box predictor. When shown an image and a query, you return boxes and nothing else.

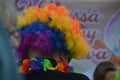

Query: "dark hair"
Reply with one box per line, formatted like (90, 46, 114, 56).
(93, 61, 117, 80)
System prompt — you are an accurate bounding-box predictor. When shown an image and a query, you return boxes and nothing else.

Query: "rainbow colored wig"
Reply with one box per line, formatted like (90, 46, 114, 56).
(17, 3, 90, 60)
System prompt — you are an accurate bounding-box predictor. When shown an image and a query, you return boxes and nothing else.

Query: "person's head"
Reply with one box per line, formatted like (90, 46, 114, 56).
(93, 61, 117, 80)
(16, 3, 90, 62)
(0, 0, 20, 48)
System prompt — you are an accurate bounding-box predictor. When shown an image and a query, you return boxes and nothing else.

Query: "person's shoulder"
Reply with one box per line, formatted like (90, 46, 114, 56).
(48, 71, 90, 80)
(65, 72, 90, 80)
(25, 71, 90, 80)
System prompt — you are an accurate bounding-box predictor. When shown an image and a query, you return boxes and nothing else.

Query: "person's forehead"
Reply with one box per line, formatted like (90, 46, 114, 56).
(105, 71, 117, 80)
(106, 71, 117, 75)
